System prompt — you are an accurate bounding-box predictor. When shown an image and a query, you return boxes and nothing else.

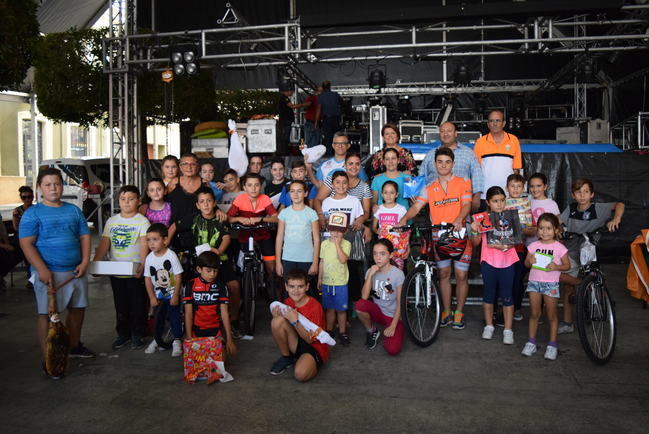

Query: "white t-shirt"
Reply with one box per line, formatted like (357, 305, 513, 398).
(143, 248, 184, 299)
(526, 198, 561, 245)
(102, 213, 150, 262)
(322, 194, 364, 237)
(373, 203, 408, 236)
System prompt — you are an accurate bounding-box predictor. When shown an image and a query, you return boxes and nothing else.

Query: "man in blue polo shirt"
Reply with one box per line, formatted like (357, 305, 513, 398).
(316, 80, 341, 155)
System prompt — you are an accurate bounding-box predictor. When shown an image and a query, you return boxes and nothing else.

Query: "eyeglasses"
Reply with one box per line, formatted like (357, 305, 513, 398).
(21, 195, 33, 199)
(180, 162, 198, 167)
(332, 141, 349, 145)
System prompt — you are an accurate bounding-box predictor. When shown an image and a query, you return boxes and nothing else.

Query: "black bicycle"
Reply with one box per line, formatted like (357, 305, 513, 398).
(394, 223, 459, 347)
(231, 223, 277, 336)
(563, 228, 617, 364)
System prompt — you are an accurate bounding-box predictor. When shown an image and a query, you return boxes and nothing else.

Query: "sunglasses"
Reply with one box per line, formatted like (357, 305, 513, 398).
(21, 195, 34, 199)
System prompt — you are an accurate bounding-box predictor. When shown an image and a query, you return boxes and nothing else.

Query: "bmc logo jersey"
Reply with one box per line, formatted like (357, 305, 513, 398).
(182, 277, 229, 330)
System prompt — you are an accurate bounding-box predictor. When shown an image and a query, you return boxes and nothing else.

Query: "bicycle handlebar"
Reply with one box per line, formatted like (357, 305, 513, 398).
(562, 226, 609, 241)
(392, 223, 456, 232)
(230, 222, 277, 231)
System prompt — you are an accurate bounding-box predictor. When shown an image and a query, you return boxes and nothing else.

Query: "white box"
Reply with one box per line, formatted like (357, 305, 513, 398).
(247, 119, 277, 153)
(556, 126, 580, 144)
(191, 138, 229, 158)
(89, 261, 139, 276)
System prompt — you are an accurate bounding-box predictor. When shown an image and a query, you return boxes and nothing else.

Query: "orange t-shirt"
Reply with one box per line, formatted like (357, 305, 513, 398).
(417, 176, 472, 224)
(474, 132, 522, 198)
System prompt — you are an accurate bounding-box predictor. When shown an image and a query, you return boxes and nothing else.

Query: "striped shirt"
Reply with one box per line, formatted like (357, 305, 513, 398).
(420, 142, 484, 195)
(324, 176, 372, 202)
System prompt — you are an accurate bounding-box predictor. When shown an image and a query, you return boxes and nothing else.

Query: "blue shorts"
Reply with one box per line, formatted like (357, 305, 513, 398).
(321, 285, 348, 311)
(33, 270, 88, 315)
(526, 280, 560, 298)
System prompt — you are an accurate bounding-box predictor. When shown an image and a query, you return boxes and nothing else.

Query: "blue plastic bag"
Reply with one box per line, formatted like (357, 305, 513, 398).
(403, 175, 427, 198)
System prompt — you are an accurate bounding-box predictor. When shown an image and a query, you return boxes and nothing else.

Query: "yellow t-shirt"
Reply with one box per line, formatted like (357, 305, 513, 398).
(320, 238, 351, 286)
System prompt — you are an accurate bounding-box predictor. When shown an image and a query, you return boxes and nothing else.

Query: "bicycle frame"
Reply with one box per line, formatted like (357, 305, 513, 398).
(412, 258, 437, 308)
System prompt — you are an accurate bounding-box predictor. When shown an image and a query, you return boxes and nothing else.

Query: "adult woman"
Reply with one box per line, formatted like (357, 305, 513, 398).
(161, 155, 179, 187)
(313, 153, 372, 306)
(13, 186, 34, 236)
(366, 123, 417, 178)
(167, 153, 225, 253)
(370, 148, 410, 209)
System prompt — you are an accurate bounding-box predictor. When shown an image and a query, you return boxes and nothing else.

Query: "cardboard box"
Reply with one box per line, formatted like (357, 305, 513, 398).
(89, 261, 140, 276)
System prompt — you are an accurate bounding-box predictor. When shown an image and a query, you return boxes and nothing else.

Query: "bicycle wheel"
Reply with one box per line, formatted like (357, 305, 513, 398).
(401, 264, 441, 347)
(241, 266, 257, 336)
(576, 274, 617, 364)
(154, 303, 174, 349)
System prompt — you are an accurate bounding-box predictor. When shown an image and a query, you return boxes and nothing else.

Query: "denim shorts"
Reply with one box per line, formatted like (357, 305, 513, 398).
(526, 280, 560, 298)
(321, 284, 348, 311)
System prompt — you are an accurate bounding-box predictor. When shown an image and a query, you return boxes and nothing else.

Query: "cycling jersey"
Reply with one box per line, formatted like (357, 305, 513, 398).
(417, 176, 472, 225)
(183, 277, 229, 331)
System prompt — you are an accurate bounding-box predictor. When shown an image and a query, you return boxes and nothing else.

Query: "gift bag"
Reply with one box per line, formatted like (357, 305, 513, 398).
(183, 335, 233, 385)
(343, 228, 366, 261)
(403, 175, 427, 198)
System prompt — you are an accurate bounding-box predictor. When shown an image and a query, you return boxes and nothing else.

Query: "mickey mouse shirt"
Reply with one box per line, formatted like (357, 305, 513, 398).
(144, 248, 184, 299)
(366, 265, 405, 318)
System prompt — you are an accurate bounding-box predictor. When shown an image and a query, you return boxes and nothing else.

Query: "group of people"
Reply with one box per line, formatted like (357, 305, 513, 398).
(15, 109, 626, 383)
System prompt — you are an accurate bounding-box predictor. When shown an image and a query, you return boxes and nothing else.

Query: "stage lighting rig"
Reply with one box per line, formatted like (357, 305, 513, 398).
(368, 65, 387, 90)
(170, 48, 199, 76)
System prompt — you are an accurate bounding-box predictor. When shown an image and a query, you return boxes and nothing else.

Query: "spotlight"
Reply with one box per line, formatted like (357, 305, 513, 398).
(397, 96, 412, 115)
(173, 64, 185, 76)
(183, 51, 195, 63)
(582, 61, 595, 82)
(186, 63, 198, 75)
(454, 65, 471, 85)
(368, 96, 382, 106)
(368, 65, 387, 90)
(170, 48, 199, 77)
(171, 52, 183, 64)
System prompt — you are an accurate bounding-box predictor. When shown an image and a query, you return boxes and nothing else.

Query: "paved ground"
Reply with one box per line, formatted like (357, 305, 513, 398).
(1, 263, 648, 433)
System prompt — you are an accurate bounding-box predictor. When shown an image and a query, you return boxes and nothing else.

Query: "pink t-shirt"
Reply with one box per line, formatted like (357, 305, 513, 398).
(480, 233, 519, 268)
(527, 240, 568, 283)
(526, 198, 561, 245)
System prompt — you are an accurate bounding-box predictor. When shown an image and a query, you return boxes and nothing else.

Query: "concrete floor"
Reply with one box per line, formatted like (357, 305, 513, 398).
(1, 263, 649, 433)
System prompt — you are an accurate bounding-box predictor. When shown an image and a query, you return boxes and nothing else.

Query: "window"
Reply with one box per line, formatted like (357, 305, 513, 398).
(70, 126, 89, 157)
(22, 119, 44, 183)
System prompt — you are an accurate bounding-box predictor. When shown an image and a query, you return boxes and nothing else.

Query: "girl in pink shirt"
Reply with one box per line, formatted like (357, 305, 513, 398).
(521, 213, 570, 361)
(470, 186, 519, 345)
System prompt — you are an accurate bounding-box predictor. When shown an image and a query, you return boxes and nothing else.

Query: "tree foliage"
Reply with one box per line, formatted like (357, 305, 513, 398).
(214, 89, 278, 121)
(33, 28, 108, 126)
(0, 0, 40, 91)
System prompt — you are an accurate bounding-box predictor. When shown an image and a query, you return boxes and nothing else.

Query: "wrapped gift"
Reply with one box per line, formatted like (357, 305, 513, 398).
(472, 212, 494, 233)
(505, 196, 533, 228)
(182, 335, 233, 384)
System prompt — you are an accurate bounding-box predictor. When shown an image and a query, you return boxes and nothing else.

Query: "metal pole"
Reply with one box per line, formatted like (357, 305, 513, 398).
(30, 93, 38, 192)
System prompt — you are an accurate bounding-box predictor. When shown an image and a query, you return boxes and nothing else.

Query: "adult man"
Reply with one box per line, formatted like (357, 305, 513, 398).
(301, 86, 321, 148)
(315, 80, 341, 155)
(398, 147, 473, 330)
(278, 90, 298, 155)
(473, 110, 522, 204)
(421, 121, 484, 212)
(305, 131, 368, 188)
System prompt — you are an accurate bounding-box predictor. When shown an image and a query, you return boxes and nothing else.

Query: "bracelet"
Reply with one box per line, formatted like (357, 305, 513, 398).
(471, 231, 479, 236)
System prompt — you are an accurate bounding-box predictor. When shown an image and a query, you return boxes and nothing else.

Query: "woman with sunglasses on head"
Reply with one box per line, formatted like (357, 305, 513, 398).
(366, 123, 417, 179)
(10, 186, 34, 287)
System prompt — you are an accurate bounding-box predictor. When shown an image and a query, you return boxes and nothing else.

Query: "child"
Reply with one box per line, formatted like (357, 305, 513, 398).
(558, 178, 624, 334)
(522, 213, 570, 360)
(318, 229, 351, 345)
(217, 169, 244, 213)
(321, 171, 364, 238)
(192, 186, 242, 337)
(19, 168, 94, 373)
(227, 173, 279, 287)
(277, 159, 318, 210)
(200, 161, 225, 203)
(161, 155, 179, 187)
(528, 172, 560, 226)
(276, 180, 320, 277)
(355, 239, 405, 356)
(139, 178, 173, 227)
(93, 185, 151, 350)
(182, 252, 236, 377)
(270, 269, 329, 381)
(470, 186, 520, 345)
(143, 223, 184, 356)
(370, 147, 410, 209)
(505, 173, 533, 321)
(265, 157, 289, 208)
(372, 181, 409, 270)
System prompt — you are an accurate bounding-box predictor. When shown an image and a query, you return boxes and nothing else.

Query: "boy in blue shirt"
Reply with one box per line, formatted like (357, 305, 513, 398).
(19, 168, 95, 377)
(277, 160, 318, 211)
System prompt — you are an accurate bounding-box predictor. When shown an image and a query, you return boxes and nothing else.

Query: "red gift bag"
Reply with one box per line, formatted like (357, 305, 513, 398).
(183, 335, 228, 385)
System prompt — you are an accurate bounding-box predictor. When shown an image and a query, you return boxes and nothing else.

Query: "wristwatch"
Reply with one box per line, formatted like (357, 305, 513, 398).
(290, 319, 300, 327)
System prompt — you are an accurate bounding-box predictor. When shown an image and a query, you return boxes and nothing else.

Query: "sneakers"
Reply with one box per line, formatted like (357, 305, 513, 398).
(339, 333, 351, 347)
(365, 328, 381, 350)
(503, 329, 514, 345)
(440, 310, 453, 327)
(482, 325, 495, 340)
(270, 355, 295, 375)
(231, 326, 242, 340)
(68, 342, 96, 358)
(112, 336, 131, 350)
(144, 340, 158, 354)
(558, 322, 574, 334)
(544, 345, 558, 361)
(521, 341, 537, 357)
(171, 339, 182, 357)
(131, 336, 145, 349)
(452, 311, 465, 330)
(514, 310, 523, 321)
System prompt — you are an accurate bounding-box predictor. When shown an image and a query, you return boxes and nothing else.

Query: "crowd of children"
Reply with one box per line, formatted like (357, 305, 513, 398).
(20, 147, 626, 382)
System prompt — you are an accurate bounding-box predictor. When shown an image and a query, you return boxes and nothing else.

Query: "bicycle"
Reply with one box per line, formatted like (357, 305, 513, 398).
(394, 223, 458, 347)
(230, 223, 277, 336)
(563, 227, 617, 364)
